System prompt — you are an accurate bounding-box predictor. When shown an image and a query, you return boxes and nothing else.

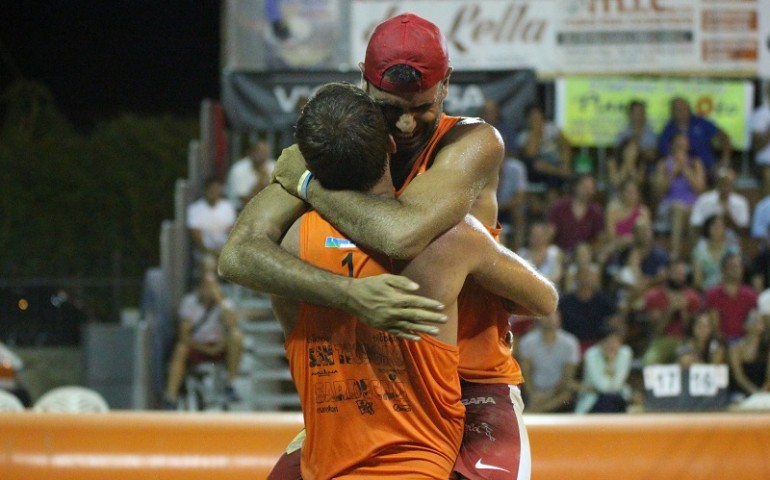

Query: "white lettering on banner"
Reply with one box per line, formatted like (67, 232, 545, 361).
(445, 85, 486, 113)
(351, 1, 555, 71)
(273, 86, 317, 113)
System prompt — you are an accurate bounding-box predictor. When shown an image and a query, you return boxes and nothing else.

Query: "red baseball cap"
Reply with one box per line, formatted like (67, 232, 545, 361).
(363, 13, 449, 93)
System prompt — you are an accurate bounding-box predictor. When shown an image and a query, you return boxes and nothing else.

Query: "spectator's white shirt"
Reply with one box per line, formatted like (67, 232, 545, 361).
(186, 197, 236, 251)
(752, 195, 770, 238)
(689, 189, 750, 228)
(226, 157, 276, 208)
(178, 293, 234, 344)
(751, 104, 770, 166)
(758, 289, 770, 315)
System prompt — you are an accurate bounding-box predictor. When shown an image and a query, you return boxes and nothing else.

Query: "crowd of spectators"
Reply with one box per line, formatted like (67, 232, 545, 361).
(495, 93, 770, 413)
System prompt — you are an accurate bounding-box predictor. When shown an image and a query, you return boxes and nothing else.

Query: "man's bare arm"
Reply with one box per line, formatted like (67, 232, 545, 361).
(464, 217, 559, 316)
(274, 123, 503, 259)
(218, 184, 447, 336)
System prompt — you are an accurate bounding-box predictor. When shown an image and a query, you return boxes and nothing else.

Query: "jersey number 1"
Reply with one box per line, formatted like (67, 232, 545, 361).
(342, 252, 354, 278)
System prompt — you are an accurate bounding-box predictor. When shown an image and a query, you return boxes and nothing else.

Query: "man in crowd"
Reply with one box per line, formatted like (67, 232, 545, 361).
(518, 311, 581, 413)
(226, 140, 275, 211)
(658, 96, 733, 178)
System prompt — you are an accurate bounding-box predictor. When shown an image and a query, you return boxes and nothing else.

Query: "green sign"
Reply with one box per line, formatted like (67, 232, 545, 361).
(556, 77, 754, 149)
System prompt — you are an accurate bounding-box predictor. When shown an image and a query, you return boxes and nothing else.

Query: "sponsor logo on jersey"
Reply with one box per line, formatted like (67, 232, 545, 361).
(324, 237, 357, 249)
(461, 396, 497, 406)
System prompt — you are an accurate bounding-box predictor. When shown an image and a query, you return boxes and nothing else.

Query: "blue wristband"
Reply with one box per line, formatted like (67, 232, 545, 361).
(297, 170, 313, 200)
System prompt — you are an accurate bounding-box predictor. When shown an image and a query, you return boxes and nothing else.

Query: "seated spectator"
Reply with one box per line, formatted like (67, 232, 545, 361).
(606, 137, 649, 200)
(750, 81, 770, 196)
(751, 193, 770, 243)
(187, 176, 237, 268)
(519, 221, 564, 287)
(546, 174, 604, 255)
(560, 263, 617, 352)
(728, 310, 770, 401)
(601, 179, 651, 263)
(518, 311, 581, 413)
(658, 96, 733, 178)
(691, 214, 741, 291)
(480, 99, 517, 156)
(497, 156, 528, 250)
(652, 133, 707, 259)
(162, 271, 244, 409)
(641, 259, 703, 365)
(563, 241, 600, 294)
(706, 252, 758, 342)
(677, 311, 726, 369)
(749, 239, 770, 291)
(689, 166, 749, 243)
(614, 99, 658, 170)
(226, 140, 276, 211)
(517, 103, 572, 198)
(575, 325, 633, 414)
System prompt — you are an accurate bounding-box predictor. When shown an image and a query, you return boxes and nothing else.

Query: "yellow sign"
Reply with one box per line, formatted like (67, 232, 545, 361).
(557, 77, 754, 149)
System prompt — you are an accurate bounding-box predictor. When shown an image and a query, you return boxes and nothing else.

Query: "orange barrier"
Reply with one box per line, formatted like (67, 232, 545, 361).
(1, 411, 769, 479)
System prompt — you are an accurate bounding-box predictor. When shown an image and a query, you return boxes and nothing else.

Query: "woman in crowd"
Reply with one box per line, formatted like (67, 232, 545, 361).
(728, 310, 770, 400)
(691, 214, 740, 291)
(677, 311, 726, 368)
(575, 325, 633, 413)
(652, 133, 706, 259)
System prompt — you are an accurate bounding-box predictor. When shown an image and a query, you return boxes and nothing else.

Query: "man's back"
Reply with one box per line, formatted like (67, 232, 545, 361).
(274, 211, 464, 479)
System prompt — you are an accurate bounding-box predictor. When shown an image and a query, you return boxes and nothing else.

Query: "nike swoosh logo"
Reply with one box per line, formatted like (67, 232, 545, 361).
(475, 459, 511, 472)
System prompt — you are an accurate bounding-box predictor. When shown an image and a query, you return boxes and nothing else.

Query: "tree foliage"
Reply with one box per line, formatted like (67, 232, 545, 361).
(0, 80, 197, 285)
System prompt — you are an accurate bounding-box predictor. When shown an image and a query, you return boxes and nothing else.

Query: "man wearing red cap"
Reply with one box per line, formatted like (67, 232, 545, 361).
(220, 12, 535, 480)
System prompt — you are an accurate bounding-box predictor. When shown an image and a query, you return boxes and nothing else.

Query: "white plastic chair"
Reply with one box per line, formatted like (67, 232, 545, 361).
(33, 386, 110, 413)
(0, 390, 25, 412)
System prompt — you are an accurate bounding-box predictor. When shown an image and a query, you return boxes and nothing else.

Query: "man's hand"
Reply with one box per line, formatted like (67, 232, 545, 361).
(272, 145, 308, 196)
(344, 274, 447, 342)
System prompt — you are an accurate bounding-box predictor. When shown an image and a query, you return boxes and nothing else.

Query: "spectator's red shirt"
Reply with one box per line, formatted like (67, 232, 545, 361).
(644, 286, 702, 338)
(546, 197, 604, 253)
(705, 285, 758, 340)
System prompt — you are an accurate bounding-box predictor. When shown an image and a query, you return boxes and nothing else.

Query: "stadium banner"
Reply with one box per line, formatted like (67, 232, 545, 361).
(555, 76, 755, 149)
(222, 70, 537, 132)
(760, 1, 770, 79)
(349, 0, 767, 76)
(223, 0, 768, 75)
(222, 0, 347, 72)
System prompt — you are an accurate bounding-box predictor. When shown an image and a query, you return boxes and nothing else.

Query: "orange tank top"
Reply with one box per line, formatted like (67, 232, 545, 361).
(287, 211, 464, 479)
(399, 114, 523, 385)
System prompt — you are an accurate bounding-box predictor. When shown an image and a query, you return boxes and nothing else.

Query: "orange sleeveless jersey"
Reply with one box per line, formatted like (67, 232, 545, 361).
(399, 114, 523, 385)
(286, 211, 464, 479)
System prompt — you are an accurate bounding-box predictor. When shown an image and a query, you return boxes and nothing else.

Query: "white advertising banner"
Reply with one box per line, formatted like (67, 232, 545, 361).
(350, 0, 769, 76)
(760, 0, 770, 78)
(350, 0, 557, 72)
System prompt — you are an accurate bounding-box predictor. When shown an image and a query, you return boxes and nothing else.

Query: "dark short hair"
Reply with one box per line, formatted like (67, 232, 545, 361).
(382, 64, 423, 88)
(295, 82, 389, 192)
(627, 99, 645, 113)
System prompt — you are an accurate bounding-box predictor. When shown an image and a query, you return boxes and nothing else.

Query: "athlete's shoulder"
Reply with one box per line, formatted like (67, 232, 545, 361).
(446, 116, 502, 143)
(437, 116, 504, 163)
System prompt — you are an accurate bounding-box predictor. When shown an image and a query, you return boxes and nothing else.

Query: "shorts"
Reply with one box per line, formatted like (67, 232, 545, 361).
(267, 384, 531, 480)
(187, 346, 226, 365)
(266, 430, 304, 480)
(453, 382, 531, 480)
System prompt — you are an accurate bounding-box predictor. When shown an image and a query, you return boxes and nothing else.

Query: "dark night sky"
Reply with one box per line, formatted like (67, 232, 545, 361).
(0, 2, 221, 128)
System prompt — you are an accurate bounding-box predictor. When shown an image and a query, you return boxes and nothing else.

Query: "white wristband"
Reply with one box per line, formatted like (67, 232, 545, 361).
(297, 170, 313, 201)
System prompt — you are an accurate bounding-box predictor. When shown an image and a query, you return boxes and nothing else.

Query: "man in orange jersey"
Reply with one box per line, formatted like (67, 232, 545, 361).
(270, 82, 556, 479)
(220, 13, 540, 480)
